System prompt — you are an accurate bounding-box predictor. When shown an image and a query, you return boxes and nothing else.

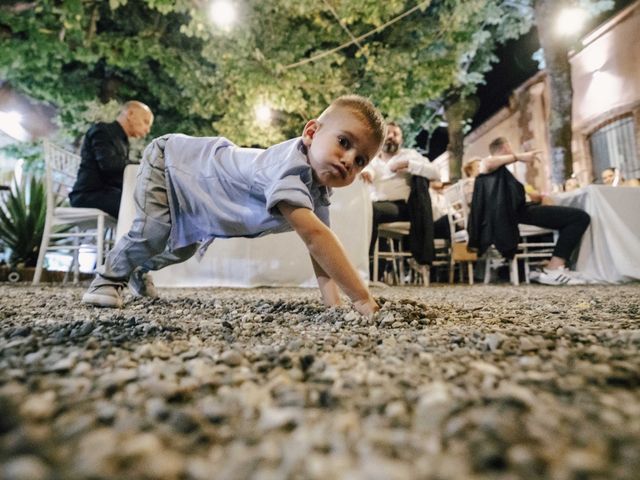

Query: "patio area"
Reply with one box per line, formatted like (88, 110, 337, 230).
(1, 283, 638, 479)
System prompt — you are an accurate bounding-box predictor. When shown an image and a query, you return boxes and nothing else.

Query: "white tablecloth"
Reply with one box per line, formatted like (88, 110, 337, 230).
(552, 185, 640, 283)
(116, 164, 371, 287)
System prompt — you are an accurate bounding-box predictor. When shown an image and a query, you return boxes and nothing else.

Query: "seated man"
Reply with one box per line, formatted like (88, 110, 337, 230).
(471, 137, 590, 285)
(69, 101, 154, 218)
(361, 122, 440, 280)
(361, 122, 440, 276)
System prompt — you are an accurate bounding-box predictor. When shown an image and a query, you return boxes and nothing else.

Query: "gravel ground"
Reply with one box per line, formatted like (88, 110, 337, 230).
(1, 282, 639, 480)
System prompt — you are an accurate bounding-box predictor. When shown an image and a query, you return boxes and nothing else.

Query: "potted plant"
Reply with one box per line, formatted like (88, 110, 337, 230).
(0, 176, 46, 281)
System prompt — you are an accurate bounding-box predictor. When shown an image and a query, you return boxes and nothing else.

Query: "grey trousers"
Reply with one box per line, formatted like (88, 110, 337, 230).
(96, 137, 198, 284)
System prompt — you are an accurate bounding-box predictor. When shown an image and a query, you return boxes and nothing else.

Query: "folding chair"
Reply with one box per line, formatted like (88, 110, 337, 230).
(32, 140, 117, 285)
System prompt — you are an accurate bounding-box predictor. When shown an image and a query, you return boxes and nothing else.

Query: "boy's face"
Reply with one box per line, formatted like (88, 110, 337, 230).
(301, 109, 380, 188)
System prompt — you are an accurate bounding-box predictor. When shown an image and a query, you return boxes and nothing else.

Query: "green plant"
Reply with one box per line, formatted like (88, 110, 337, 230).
(0, 176, 46, 267)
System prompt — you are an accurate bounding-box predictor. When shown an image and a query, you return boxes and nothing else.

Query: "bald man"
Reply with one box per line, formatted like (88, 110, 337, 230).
(70, 101, 154, 218)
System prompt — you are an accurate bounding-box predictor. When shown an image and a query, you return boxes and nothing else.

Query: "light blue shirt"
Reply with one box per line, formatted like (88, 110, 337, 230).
(162, 135, 331, 250)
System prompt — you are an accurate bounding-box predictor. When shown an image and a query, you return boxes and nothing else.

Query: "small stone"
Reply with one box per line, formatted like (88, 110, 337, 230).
(146, 398, 170, 421)
(258, 407, 301, 431)
(2, 455, 50, 480)
(95, 401, 118, 424)
(220, 350, 243, 366)
(46, 356, 76, 372)
(415, 382, 451, 430)
(519, 337, 538, 352)
(385, 400, 408, 421)
(20, 391, 56, 420)
(484, 333, 504, 351)
(470, 361, 502, 377)
(344, 311, 358, 321)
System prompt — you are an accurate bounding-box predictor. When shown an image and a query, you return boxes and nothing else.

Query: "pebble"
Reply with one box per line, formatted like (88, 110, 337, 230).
(2, 455, 50, 480)
(220, 349, 243, 366)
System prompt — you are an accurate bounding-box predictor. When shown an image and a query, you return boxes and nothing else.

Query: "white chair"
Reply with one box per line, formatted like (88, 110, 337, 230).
(510, 224, 557, 285)
(372, 221, 412, 285)
(483, 225, 557, 285)
(372, 221, 448, 287)
(32, 140, 117, 285)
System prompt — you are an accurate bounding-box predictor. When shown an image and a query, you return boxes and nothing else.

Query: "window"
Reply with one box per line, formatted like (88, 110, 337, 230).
(589, 115, 640, 182)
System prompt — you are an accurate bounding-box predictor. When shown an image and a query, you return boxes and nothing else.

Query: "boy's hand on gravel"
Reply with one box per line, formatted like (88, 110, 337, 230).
(353, 296, 380, 318)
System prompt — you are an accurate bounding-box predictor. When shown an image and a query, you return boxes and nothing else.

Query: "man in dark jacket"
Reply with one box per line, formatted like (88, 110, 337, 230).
(70, 101, 154, 218)
(360, 122, 440, 279)
(469, 137, 590, 285)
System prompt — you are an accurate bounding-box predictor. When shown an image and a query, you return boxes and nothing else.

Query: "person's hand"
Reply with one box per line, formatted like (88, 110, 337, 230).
(361, 171, 373, 183)
(389, 158, 409, 173)
(353, 296, 379, 318)
(528, 191, 543, 203)
(541, 195, 554, 206)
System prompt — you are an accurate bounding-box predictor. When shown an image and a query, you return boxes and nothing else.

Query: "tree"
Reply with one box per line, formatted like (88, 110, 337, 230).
(0, 1, 535, 155)
(418, 0, 533, 178)
(532, 0, 613, 185)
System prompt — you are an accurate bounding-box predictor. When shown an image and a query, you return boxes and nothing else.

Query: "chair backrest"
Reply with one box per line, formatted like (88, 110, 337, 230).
(43, 140, 81, 210)
(442, 180, 472, 242)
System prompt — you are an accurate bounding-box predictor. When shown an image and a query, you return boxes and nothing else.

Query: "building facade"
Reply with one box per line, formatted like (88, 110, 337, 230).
(459, 1, 640, 191)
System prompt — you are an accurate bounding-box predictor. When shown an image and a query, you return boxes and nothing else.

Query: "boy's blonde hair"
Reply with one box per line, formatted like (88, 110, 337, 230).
(320, 95, 386, 149)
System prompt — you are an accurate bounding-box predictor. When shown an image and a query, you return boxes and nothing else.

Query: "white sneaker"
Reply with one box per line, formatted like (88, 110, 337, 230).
(82, 282, 124, 308)
(533, 267, 586, 286)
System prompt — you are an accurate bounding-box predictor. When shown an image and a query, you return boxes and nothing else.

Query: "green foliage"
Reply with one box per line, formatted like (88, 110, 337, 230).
(0, 176, 46, 267)
(0, 1, 536, 149)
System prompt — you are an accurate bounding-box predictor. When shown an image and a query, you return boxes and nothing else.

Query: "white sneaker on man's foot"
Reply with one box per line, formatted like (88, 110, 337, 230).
(129, 268, 158, 298)
(533, 267, 586, 286)
(82, 282, 124, 308)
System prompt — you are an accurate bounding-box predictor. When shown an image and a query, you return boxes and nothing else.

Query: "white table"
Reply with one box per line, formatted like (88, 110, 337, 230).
(552, 185, 640, 283)
(116, 164, 371, 287)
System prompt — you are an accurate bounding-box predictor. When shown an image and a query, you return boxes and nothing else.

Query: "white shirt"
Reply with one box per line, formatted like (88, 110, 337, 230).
(363, 148, 440, 202)
(162, 135, 330, 250)
(430, 188, 448, 219)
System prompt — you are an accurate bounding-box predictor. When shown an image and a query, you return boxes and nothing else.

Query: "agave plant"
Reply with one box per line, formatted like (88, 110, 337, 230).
(0, 176, 46, 267)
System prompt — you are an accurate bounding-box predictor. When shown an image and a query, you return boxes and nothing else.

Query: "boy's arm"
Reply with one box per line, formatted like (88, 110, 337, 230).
(310, 256, 342, 306)
(278, 202, 379, 316)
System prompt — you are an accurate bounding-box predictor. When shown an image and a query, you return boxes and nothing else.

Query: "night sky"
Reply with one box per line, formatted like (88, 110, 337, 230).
(420, 0, 636, 159)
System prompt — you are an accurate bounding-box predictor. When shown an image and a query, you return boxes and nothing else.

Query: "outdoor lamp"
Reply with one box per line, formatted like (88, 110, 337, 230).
(556, 6, 588, 36)
(254, 104, 272, 125)
(209, 0, 237, 29)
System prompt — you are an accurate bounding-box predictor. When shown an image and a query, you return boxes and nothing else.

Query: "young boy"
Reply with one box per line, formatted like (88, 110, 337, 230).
(82, 95, 385, 316)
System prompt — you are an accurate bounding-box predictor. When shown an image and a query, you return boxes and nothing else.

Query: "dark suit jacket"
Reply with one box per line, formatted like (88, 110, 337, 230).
(70, 121, 129, 196)
(407, 176, 434, 265)
(467, 167, 525, 258)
